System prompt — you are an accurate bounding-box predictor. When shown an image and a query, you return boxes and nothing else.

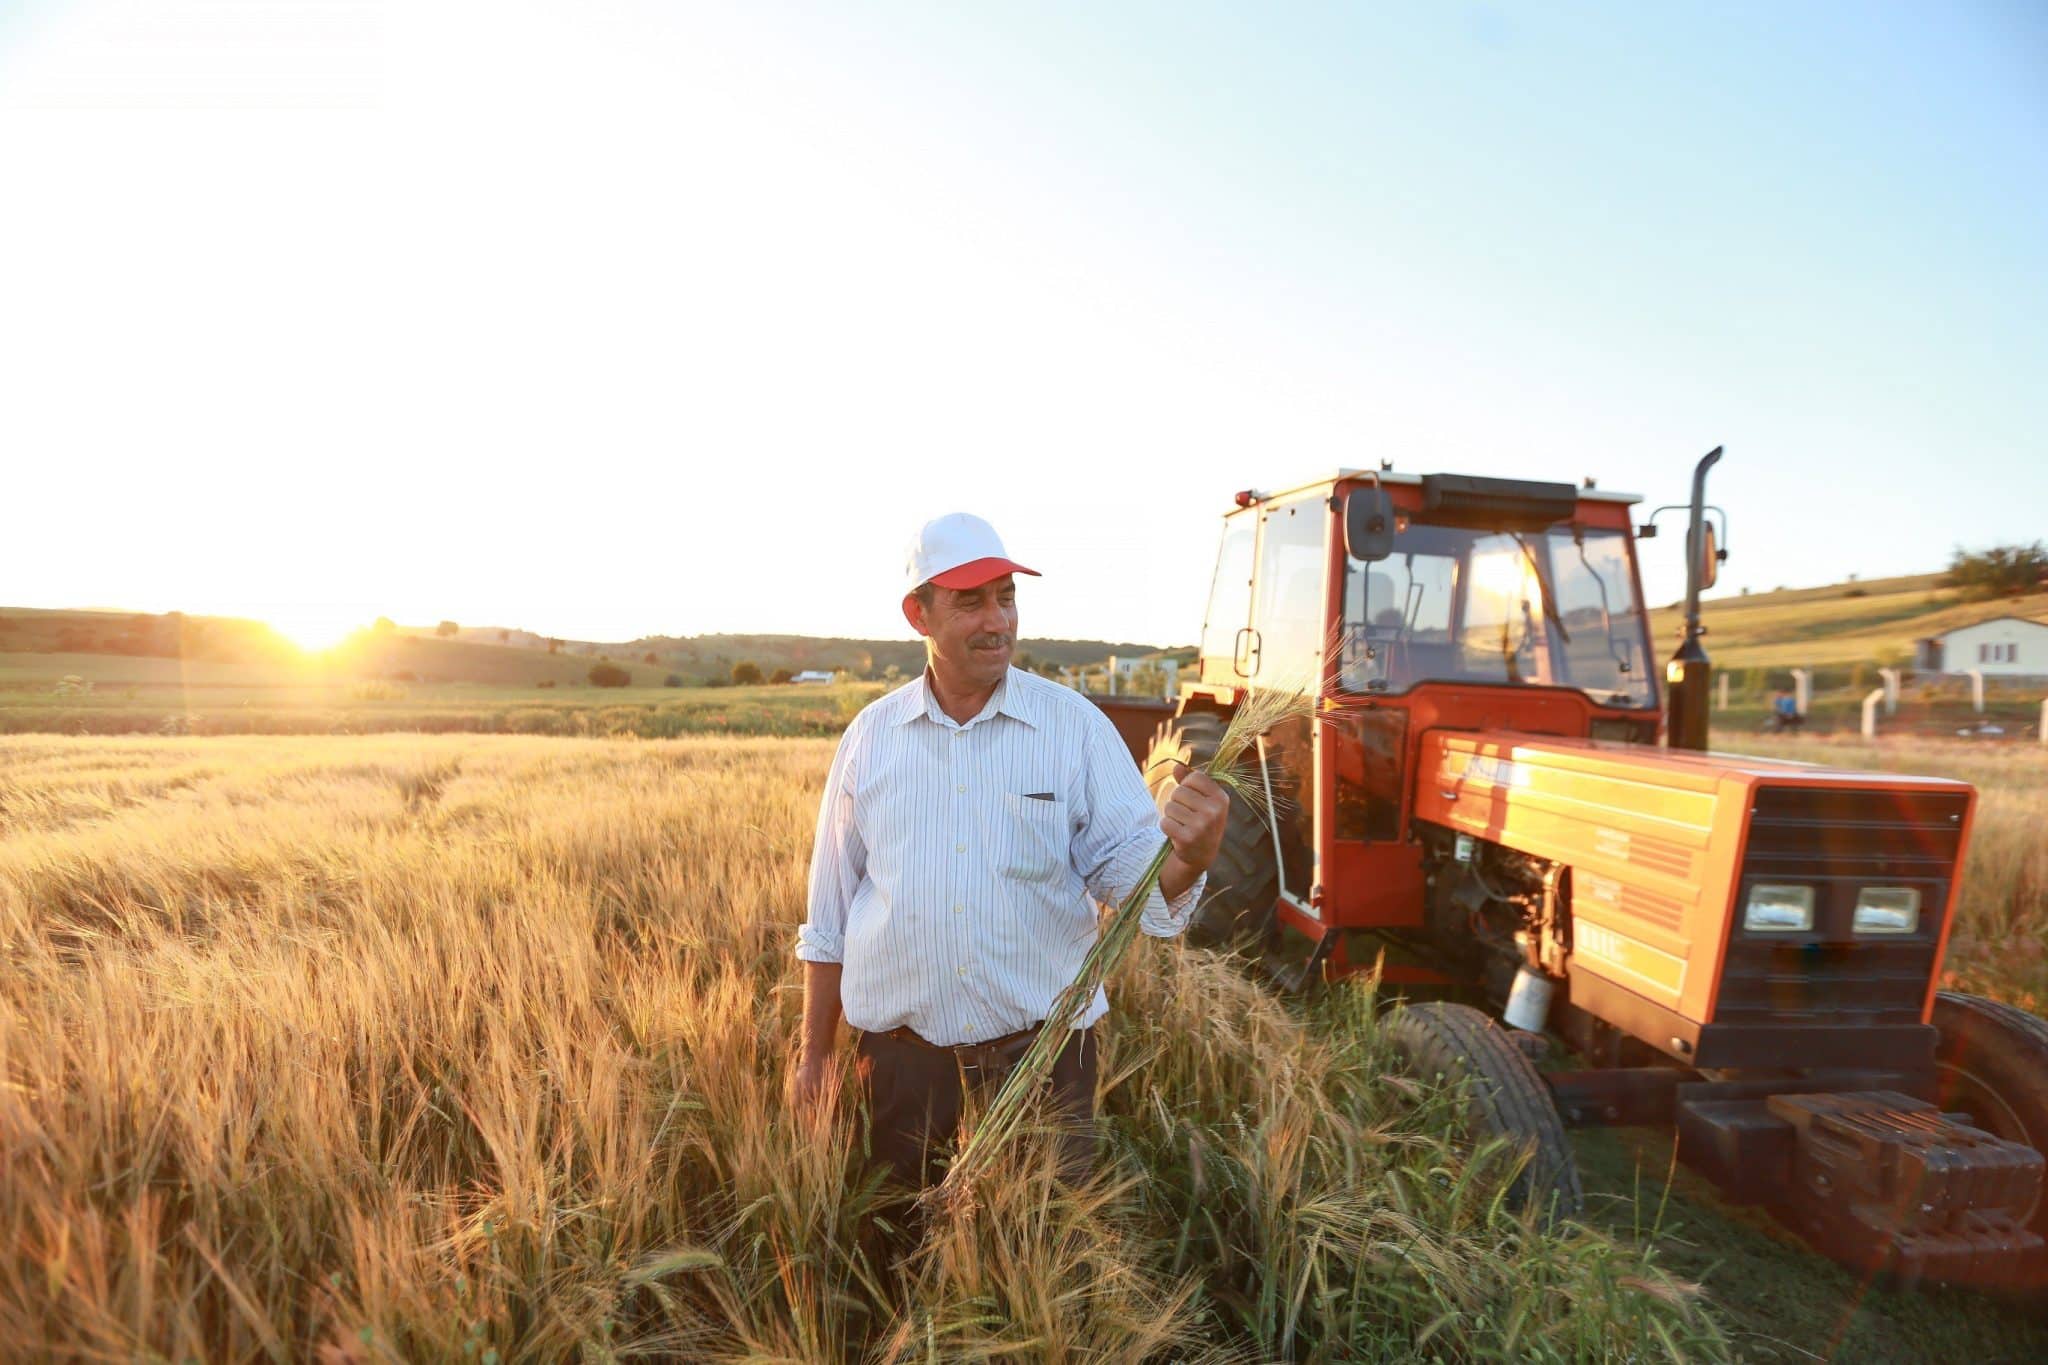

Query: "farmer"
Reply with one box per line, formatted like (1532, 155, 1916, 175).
(787, 512, 1229, 1189)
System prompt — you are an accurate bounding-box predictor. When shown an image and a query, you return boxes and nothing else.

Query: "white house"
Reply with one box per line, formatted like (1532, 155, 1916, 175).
(1915, 616, 2048, 678)
(790, 670, 836, 684)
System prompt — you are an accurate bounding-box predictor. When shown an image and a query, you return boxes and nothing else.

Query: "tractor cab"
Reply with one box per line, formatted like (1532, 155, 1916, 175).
(1199, 470, 1656, 719)
(1177, 471, 1664, 961)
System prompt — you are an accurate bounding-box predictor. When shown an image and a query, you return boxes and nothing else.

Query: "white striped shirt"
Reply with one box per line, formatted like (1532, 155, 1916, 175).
(796, 667, 1203, 1046)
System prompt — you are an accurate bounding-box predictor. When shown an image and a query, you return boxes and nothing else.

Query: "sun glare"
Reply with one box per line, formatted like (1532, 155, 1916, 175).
(269, 610, 364, 653)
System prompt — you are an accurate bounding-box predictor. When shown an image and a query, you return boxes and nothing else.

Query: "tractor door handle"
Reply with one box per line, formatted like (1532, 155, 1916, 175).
(1234, 626, 1261, 677)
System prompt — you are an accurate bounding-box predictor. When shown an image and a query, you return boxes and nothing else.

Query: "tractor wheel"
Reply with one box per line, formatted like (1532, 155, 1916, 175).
(1144, 711, 1279, 948)
(1932, 991, 2048, 1258)
(1388, 1002, 1585, 1223)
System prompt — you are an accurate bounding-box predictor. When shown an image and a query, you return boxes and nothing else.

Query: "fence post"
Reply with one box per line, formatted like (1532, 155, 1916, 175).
(1717, 673, 1729, 711)
(1791, 668, 1811, 717)
(2039, 697, 2046, 745)
(1878, 667, 1900, 716)
(1163, 660, 1179, 700)
(1861, 688, 1885, 739)
(1107, 656, 1119, 697)
(1966, 668, 1984, 713)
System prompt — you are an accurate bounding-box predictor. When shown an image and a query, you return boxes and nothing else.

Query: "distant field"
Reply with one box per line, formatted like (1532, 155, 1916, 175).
(0, 669, 887, 739)
(1650, 573, 2048, 671)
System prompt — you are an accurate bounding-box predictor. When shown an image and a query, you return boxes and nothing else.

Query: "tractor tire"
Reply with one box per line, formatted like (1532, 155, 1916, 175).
(1931, 991, 2048, 1260)
(1144, 711, 1279, 948)
(1388, 1002, 1585, 1223)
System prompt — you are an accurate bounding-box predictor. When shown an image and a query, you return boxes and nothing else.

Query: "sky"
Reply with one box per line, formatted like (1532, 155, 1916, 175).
(2, 0, 2043, 649)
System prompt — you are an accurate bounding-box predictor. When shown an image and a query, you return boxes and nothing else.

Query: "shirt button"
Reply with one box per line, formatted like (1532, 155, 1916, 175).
(955, 842, 966, 853)
(953, 904, 964, 914)
(956, 965, 968, 976)
(956, 784, 967, 793)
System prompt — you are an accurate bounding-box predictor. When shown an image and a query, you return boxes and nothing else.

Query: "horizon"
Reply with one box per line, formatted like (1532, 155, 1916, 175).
(3, 2, 2044, 644)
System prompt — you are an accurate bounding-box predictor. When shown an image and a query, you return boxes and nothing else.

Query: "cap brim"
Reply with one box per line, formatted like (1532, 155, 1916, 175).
(927, 557, 1040, 590)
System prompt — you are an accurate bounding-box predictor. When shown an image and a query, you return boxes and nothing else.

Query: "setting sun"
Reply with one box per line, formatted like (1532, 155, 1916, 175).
(267, 609, 364, 653)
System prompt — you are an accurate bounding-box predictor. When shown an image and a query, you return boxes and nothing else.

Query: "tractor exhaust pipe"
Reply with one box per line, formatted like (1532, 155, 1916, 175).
(1665, 447, 1723, 752)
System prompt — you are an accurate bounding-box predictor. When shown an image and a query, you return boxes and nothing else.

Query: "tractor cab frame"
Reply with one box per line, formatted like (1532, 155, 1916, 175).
(1185, 471, 1661, 976)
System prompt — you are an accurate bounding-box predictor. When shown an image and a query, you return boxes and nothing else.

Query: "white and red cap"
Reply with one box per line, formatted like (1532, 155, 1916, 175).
(904, 512, 1040, 595)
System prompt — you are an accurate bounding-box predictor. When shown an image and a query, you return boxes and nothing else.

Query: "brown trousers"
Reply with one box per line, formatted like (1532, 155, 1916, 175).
(854, 1025, 1099, 1191)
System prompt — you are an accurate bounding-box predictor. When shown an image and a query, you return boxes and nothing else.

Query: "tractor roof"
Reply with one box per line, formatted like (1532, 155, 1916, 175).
(1253, 469, 1643, 508)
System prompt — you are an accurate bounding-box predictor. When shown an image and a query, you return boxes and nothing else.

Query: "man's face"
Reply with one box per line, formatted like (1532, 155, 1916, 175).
(904, 575, 1018, 690)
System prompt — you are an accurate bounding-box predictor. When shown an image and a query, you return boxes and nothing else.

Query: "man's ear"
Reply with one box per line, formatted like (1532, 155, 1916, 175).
(902, 593, 930, 637)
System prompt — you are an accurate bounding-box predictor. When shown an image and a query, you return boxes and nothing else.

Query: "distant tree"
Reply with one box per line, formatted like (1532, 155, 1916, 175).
(537, 679, 556, 689)
(1946, 542, 2048, 599)
(642, 651, 660, 665)
(435, 620, 459, 638)
(770, 667, 795, 684)
(546, 637, 562, 654)
(731, 660, 764, 686)
(372, 617, 397, 636)
(498, 628, 511, 643)
(663, 673, 685, 688)
(588, 662, 631, 688)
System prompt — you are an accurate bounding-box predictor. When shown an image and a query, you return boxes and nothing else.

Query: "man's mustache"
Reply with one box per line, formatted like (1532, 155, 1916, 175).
(969, 634, 1012, 650)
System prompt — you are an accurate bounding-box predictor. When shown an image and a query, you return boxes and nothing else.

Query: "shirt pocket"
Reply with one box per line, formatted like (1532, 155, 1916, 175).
(997, 792, 1069, 882)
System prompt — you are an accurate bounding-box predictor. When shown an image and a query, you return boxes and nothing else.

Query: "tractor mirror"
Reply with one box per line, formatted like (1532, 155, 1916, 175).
(1699, 523, 1720, 591)
(1346, 485, 1395, 562)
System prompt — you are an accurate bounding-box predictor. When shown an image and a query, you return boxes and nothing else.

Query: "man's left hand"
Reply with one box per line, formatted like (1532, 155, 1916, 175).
(1161, 763, 1229, 872)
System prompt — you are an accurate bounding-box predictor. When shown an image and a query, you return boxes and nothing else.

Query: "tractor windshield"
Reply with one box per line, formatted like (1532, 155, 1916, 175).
(1340, 521, 1656, 708)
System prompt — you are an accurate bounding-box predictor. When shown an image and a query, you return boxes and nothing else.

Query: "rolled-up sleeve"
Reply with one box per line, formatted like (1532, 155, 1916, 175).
(1072, 712, 1205, 939)
(796, 720, 865, 963)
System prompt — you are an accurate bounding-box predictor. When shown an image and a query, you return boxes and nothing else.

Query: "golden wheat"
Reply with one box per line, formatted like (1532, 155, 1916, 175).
(0, 733, 1751, 1360)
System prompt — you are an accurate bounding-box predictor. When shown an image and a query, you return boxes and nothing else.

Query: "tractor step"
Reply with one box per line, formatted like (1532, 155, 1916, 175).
(1678, 1088, 2044, 1286)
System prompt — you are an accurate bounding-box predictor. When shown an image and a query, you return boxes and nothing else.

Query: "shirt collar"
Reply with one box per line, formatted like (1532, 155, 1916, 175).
(892, 667, 1040, 731)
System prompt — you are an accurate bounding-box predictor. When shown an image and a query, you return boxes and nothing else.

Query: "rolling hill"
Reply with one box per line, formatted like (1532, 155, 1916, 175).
(0, 605, 1180, 691)
(1647, 573, 2048, 672)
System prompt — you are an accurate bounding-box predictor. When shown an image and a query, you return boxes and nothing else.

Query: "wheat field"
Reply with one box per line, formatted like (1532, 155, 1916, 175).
(0, 733, 1747, 1362)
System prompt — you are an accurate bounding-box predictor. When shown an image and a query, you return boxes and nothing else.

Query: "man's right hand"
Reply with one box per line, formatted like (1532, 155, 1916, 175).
(786, 1051, 836, 1118)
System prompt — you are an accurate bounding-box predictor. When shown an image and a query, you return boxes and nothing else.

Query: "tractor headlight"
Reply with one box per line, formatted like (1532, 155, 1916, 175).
(1744, 884, 1814, 932)
(1853, 887, 1921, 935)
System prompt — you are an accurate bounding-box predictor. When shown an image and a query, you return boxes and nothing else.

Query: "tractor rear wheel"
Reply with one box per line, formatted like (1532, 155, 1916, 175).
(1388, 1002, 1584, 1223)
(1144, 711, 1279, 947)
(1931, 991, 2048, 1257)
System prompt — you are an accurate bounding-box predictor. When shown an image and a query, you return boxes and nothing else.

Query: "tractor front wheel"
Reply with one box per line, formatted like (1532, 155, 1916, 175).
(1388, 1001, 1585, 1223)
(1144, 711, 1279, 948)
(1932, 991, 2048, 1263)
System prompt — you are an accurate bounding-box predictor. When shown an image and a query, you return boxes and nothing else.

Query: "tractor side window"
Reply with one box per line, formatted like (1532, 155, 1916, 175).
(1547, 528, 1654, 707)
(1251, 499, 1326, 683)
(1200, 516, 1257, 680)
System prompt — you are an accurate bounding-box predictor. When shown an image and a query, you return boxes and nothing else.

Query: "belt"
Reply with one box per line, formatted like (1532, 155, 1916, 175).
(874, 1021, 1051, 1068)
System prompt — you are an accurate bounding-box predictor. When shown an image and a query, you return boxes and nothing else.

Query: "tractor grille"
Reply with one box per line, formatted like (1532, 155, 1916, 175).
(1713, 785, 1967, 1026)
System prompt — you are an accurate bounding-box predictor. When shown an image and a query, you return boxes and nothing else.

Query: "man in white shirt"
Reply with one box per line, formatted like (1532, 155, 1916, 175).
(788, 512, 1229, 1188)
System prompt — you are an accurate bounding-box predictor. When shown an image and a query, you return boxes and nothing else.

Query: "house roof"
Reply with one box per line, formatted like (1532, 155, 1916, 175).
(1916, 614, 2048, 644)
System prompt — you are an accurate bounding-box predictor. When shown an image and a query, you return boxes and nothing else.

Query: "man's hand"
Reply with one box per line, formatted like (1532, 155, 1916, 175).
(788, 961, 844, 1128)
(786, 1050, 836, 1120)
(1160, 763, 1229, 873)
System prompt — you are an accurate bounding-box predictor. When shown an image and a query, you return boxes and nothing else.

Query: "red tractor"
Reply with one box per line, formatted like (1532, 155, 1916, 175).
(1094, 451, 2048, 1291)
